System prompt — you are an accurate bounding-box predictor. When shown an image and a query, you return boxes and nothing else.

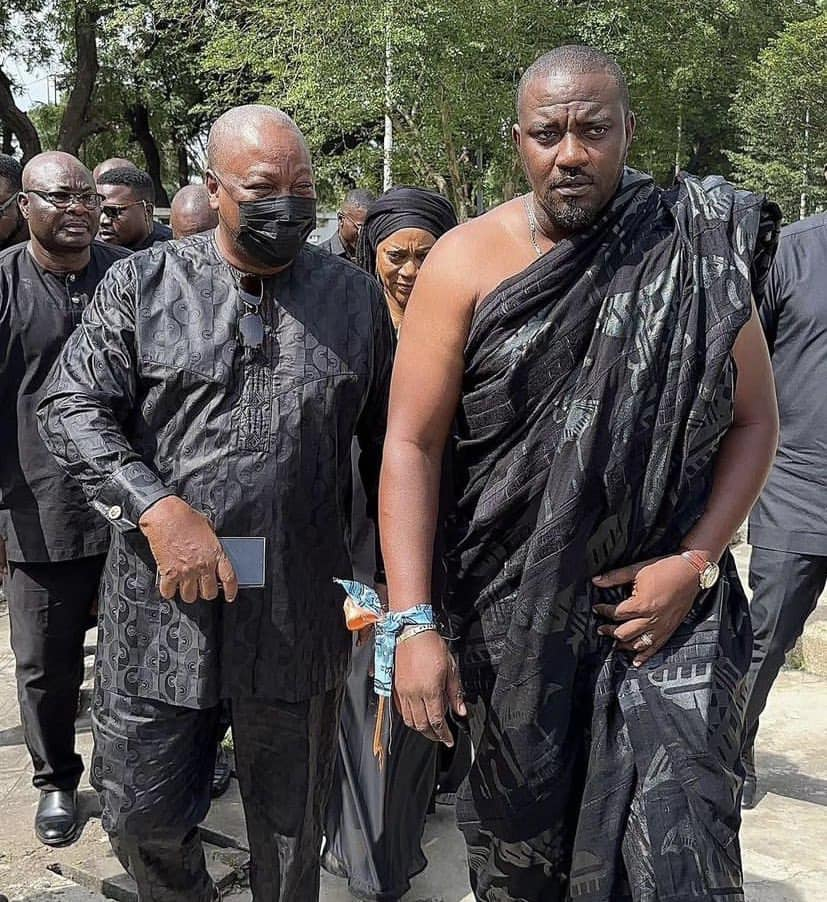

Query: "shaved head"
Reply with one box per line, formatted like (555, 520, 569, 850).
(170, 184, 218, 239)
(206, 105, 309, 174)
(19, 151, 100, 262)
(205, 104, 316, 274)
(23, 151, 94, 192)
(93, 157, 138, 181)
(518, 45, 630, 116)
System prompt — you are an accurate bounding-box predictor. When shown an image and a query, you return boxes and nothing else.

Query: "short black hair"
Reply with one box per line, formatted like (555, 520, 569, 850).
(0, 153, 23, 192)
(96, 166, 155, 204)
(342, 188, 375, 210)
(517, 45, 631, 115)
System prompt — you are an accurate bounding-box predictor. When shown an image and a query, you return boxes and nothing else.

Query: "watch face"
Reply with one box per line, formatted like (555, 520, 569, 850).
(700, 562, 720, 590)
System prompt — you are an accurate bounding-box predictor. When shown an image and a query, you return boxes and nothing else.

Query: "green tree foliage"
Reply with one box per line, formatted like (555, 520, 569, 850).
(0, 0, 825, 218)
(729, 10, 827, 220)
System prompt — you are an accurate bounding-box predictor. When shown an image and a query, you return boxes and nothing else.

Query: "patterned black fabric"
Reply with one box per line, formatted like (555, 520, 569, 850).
(444, 170, 779, 899)
(0, 240, 128, 562)
(133, 220, 173, 251)
(93, 685, 343, 902)
(37, 234, 393, 706)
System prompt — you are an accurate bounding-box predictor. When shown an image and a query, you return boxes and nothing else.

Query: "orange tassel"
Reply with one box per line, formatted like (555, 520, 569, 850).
(343, 596, 381, 631)
(373, 696, 386, 770)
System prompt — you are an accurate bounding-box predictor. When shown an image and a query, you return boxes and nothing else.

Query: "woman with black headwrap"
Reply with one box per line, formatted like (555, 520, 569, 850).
(357, 186, 458, 333)
(322, 187, 459, 901)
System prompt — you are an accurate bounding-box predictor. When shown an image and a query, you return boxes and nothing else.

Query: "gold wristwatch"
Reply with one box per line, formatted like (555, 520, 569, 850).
(680, 550, 720, 590)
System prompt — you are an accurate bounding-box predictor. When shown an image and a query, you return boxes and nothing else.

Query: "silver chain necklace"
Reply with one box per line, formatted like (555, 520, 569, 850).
(522, 193, 544, 258)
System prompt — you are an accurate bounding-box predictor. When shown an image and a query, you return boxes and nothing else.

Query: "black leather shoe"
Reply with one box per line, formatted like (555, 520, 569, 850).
(211, 745, 232, 798)
(35, 790, 78, 846)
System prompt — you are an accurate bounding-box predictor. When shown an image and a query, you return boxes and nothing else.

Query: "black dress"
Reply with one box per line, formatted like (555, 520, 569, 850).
(323, 446, 438, 902)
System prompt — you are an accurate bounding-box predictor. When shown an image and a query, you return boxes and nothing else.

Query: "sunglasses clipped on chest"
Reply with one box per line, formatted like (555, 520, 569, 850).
(237, 274, 265, 350)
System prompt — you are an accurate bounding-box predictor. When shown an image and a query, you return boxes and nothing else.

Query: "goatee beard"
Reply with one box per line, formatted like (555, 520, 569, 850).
(541, 195, 600, 232)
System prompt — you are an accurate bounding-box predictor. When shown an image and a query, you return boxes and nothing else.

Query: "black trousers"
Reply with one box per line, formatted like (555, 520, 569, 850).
(7, 555, 105, 792)
(92, 685, 344, 902)
(744, 546, 827, 754)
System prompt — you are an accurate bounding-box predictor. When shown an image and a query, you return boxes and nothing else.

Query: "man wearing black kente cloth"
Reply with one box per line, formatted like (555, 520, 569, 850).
(39, 105, 392, 902)
(0, 151, 127, 846)
(379, 47, 780, 901)
(96, 166, 172, 251)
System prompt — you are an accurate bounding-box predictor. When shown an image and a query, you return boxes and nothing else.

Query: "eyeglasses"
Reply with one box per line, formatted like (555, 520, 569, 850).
(338, 211, 364, 233)
(27, 190, 103, 210)
(237, 274, 264, 350)
(0, 194, 19, 214)
(101, 200, 147, 220)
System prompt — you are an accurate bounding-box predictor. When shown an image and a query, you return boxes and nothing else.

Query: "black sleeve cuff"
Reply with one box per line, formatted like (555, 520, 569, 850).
(92, 461, 175, 532)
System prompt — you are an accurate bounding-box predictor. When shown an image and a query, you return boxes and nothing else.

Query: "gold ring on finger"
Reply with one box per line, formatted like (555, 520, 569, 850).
(639, 631, 655, 648)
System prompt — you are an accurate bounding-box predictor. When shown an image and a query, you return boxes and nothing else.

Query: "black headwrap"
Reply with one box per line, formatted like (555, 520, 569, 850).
(356, 186, 458, 276)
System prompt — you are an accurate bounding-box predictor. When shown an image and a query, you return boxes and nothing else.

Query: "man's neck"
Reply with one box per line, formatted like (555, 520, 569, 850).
(339, 228, 355, 259)
(28, 240, 91, 275)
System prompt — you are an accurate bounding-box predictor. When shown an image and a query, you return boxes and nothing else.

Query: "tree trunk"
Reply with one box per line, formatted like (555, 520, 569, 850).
(126, 102, 170, 206)
(1, 123, 13, 156)
(57, 5, 105, 155)
(0, 69, 42, 162)
(173, 132, 190, 188)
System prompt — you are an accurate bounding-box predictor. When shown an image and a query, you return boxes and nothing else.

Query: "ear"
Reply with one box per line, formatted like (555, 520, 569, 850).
(18, 191, 31, 222)
(512, 123, 522, 150)
(145, 201, 155, 221)
(205, 170, 220, 210)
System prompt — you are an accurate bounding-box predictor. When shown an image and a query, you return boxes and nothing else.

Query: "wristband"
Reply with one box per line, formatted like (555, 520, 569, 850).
(398, 624, 437, 644)
(334, 578, 434, 697)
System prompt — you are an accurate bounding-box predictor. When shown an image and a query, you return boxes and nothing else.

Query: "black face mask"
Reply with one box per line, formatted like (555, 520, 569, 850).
(235, 195, 316, 267)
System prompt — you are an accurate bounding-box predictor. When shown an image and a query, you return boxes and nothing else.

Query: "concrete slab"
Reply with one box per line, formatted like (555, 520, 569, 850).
(199, 779, 248, 851)
(61, 843, 247, 902)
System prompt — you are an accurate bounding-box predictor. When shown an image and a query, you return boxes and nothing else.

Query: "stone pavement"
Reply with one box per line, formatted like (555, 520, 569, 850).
(0, 546, 825, 902)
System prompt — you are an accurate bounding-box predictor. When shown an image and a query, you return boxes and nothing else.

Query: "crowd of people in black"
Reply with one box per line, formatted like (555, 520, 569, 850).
(0, 42, 824, 902)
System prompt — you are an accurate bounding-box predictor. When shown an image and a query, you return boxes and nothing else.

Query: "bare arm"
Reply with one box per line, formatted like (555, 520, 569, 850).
(681, 301, 779, 557)
(379, 228, 477, 741)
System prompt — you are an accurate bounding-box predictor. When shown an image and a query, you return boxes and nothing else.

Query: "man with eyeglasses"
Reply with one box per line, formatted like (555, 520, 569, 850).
(38, 105, 393, 901)
(96, 166, 172, 251)
(321, 187, 375, 261)
(0, 151, 128, 848)
(0, 153, 28, 251)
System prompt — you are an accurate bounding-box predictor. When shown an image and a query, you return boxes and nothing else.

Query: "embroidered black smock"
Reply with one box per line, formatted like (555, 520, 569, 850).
(38, 234, 393, 707)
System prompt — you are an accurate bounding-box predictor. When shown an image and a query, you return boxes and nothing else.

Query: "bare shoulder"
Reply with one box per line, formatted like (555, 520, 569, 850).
(415, 197, 529, 310)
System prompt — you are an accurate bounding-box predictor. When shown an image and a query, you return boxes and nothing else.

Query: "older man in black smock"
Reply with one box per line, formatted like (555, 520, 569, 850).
(38, 105, 393, 902)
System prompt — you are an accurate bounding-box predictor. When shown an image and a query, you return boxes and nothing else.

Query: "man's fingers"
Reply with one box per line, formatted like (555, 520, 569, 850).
(410, 698, 440, 743)
(593, 601, 642, 622)
(601, 618, 651, 644)
(179, 574, 199, 604)
(592, 565, 640, 587)
(446, 656, 467, 718)
(199, 569, 219, 601)
(632, 633, 668, 667)
(217, 552, 238, 603)
(424, 692, 453, 746)
(158, 570, 179, 600)
(593, 556, 663, 588)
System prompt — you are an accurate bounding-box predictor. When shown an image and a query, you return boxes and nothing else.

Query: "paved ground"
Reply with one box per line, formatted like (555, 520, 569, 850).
(0, 545, 825, 901)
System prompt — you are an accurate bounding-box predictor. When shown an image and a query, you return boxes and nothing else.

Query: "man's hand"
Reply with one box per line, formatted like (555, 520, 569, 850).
(592, 555, 701, 666)
(394, 630, 466, 746)
(139, 496, 238, 603)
